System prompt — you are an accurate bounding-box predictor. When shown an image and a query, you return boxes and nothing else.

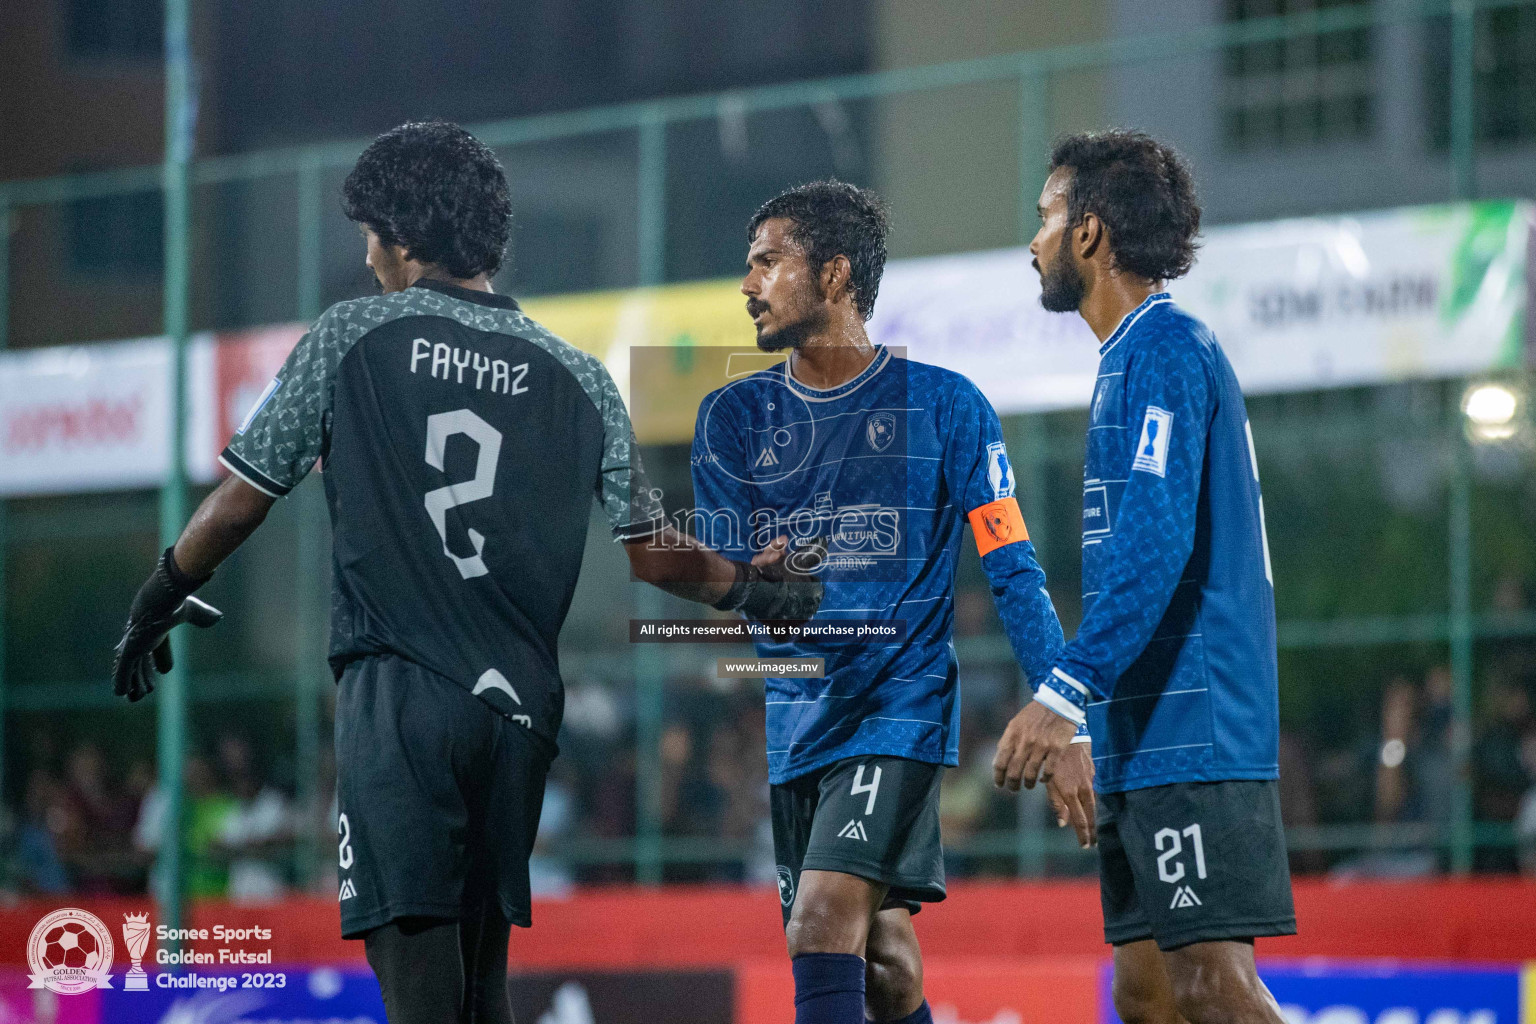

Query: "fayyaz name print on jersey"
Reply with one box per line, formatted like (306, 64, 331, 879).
(411, 338, 530, 395)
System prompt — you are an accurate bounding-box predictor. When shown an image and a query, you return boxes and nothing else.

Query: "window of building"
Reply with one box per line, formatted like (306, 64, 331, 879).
(1221, 0, 1376, 151)
(1426, 5, 1536, 148)
(66, 191, 164, 277)
(67, 0, 163, 60)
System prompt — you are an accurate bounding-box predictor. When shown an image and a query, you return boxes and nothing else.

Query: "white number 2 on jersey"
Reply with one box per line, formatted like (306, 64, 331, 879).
(424, 408, 503, 580)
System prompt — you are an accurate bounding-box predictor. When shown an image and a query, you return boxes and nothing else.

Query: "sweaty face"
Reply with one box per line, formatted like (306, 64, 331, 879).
(741, 218, 829, 353)
(362, 226, 411, 293)
(1029, 169, 1086, 314)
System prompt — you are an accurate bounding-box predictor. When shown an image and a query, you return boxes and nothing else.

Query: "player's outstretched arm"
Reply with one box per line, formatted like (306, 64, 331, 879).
(111, 476, 275, 702)
(624, 529, 824, 623)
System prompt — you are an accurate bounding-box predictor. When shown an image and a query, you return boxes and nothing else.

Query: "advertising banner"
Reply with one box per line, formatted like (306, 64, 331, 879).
(868, 200, 1532, 416)
(530, 200, 1533, 440)
(1, 201, 1529, 492)
(1101, 961, 1535, 1024)
(737, 956, 1101, 1024)
(0, 339, 173, 497)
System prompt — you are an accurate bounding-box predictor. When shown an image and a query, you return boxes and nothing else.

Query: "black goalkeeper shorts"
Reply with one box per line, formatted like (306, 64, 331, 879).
(334, 653, 554, 939)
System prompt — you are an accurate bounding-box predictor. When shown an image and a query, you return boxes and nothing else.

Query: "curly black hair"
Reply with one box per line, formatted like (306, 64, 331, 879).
(1049, 130, 1201, 282)
(748, 180, 889, 321)
(342, 120, 512, 279)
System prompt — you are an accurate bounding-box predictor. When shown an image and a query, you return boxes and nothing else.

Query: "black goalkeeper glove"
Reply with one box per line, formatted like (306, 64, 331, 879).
(111, 547, 224, 703)
(712, 537, 827, 624)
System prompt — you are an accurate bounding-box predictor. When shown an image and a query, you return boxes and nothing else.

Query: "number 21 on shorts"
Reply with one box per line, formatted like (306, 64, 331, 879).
(1155, 823, 1206, 883)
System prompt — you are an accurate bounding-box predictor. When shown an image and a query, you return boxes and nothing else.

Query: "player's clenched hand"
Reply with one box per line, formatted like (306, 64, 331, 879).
(111, 548, 224, 702)
(992, 699, 1080, 793)
(1044, 741, 1097, 848)
(714, 535, 827, 624)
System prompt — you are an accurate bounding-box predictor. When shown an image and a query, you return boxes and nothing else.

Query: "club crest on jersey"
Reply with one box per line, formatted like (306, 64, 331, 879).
(865, 412, 896, 453)
(776, 865, 796, 907)
(1133, 407, 1173, 477)
(986, 442, 1015, 500)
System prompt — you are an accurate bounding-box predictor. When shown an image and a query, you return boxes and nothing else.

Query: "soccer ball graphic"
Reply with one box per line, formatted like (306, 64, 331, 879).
(41, 921, 101, 971)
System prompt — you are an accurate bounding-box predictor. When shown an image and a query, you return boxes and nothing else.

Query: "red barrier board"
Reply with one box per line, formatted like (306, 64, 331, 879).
(1, 878, 1533, 970)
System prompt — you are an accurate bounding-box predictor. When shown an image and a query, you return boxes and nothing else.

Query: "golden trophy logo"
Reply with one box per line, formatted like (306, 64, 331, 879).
(122, 912, 152, 991)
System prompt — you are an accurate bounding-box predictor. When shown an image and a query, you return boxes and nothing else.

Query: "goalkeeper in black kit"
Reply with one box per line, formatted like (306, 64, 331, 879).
(110, 120, 821, 1024)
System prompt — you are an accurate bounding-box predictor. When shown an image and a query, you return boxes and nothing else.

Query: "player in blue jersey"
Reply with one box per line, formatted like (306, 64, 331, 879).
(690, 181, 1094, 1024)
(993, 131, 1294, 1024)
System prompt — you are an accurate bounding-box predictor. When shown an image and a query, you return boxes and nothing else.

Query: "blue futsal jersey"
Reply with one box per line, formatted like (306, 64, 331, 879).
(691, 347, 1076, 785)
(1035, 293, 1281, 794)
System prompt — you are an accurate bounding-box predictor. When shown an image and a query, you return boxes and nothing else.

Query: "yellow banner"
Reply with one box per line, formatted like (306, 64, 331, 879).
(522, 278, 780, 444)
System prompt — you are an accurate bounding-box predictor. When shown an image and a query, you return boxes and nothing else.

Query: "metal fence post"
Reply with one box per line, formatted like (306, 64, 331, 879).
(0, 198, 10, 810)
(1017, 68, 1050, 249)
(157, 0, 194, 936)
(1449, 0, 1477, 199)
(634, 109, 668, 885)
(1448, 428, 1475, 874)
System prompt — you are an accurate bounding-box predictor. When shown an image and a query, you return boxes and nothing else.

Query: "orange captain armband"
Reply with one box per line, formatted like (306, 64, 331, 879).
(967, 497, 1029, 557)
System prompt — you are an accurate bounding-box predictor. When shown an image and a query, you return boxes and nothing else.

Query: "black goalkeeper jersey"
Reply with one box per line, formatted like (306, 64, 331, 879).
(220, 279, 663, 743)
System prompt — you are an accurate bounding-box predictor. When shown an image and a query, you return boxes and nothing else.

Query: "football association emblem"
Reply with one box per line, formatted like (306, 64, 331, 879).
(27, 908, 115, 994)
(866, 412, 896, 452)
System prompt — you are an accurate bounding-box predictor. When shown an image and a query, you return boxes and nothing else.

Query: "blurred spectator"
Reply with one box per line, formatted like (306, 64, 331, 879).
(1276, 730, 1322, 874)
(1474, 677, 1533, 823)
(136, 754, 238, 900)
(216, 734, 295, 903)
(0, 769, 71, 894)
(1491, 572, 1532, 613)
(54, 744, 139, 893)
(1517, 731, 1536, 877)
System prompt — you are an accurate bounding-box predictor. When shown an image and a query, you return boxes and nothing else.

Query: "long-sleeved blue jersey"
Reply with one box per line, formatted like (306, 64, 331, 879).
(1035, 294, 1280, 794)
(691, 347, 1076, 784)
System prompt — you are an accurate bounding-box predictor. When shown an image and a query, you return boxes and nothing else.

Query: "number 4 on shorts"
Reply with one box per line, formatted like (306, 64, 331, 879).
(851, 764, 882, 816)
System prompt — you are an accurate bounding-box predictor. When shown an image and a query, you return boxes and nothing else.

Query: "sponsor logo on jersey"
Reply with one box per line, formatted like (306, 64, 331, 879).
(986, 441, 1016, 499)
(1169, 885, 1202, 909)
(755, 446, 779, 468)
(837, 819, 868, 841)
(338, 879, 357, 902)
(866, 411, 896, 452)
(473, 669, 522, 704)
(1133, 406, 1174, 477)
